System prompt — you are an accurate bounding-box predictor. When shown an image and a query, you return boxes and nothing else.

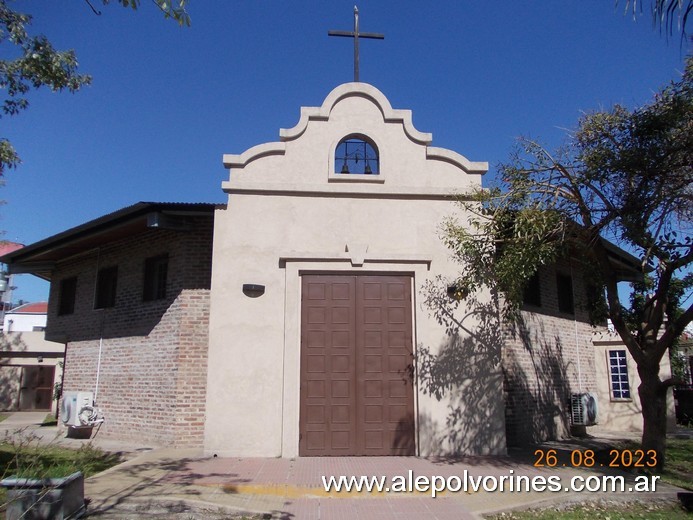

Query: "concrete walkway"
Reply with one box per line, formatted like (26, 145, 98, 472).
(0, 413, 688, 519)
(0, 411, 49, 429)
(0, 411, 152, 454)
(81, 448, 686, 519)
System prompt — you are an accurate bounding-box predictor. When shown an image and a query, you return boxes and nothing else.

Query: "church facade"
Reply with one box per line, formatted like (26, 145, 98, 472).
(1, 83, 667, 456)
(205, 83, 503, 457)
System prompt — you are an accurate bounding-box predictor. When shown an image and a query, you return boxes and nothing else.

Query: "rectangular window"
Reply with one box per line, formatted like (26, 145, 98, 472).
(608, 350, 631, 399)
(58, 277, 77, 315)
(556, 273, 574, 315)
(586, 283, 607, 325)
(94, 266, 118, 309)
(523, 272, 541, 307)
(143, 254, 168, 301)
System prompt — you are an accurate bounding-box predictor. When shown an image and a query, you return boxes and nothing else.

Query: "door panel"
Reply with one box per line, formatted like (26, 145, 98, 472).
(300, 276, 357, 455)
(299, 274, 414, 456)
(357, 277, 415, 455)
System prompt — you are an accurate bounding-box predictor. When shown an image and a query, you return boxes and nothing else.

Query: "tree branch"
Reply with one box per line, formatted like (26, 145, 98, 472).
(84, 0, 103, 15)
(655, 300, 693, 358)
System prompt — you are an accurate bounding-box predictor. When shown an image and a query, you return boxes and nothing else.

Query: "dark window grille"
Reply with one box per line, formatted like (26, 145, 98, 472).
(523, 272, 541, 307)
(143, 254, 168, 301)
(58, 277, 77, 315)
(556, 273, 574, 315)
(94, 266, 118, 309)
(335, 137, 379, 175)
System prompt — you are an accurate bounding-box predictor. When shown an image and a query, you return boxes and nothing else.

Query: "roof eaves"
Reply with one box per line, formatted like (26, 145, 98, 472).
(0, 202, 218, 266)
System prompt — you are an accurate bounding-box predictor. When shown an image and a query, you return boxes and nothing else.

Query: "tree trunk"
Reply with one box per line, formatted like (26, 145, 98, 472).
(637, 363, 669, 471)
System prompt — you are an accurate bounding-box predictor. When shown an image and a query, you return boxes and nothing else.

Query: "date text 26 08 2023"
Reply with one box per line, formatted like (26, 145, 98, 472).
(533, 448, 657, 468)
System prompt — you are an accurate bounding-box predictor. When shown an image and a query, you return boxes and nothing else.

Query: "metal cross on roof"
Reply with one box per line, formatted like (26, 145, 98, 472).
(328, 6, 384, 83)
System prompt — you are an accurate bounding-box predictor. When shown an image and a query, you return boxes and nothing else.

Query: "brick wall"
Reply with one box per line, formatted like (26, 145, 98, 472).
(51, 216, 213, 447)
(46, 216, 213, 342)
(502, 260, 600, 446)
(172, 289, 210, 445)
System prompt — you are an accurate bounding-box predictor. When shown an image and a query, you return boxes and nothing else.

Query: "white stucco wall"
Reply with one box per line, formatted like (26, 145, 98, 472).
(205, 83, 506, 457)
(3, 313, 47, 332)
(592, 333, 676, 433)
(0, 331, 64, 356)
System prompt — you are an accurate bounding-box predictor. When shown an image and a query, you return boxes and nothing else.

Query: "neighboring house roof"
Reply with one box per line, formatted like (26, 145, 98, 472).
(0, 241, 24, 258)
(0, 202, 221, 280)
(5, 302, 48, 315)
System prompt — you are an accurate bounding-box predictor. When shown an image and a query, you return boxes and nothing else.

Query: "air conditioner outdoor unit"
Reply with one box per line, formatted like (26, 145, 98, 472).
(571, 392, 599, 426)
(60, 391, 94, 428)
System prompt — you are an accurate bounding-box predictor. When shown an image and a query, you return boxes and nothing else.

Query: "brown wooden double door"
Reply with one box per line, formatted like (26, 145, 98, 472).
(19, 366, 55, 411)
(299, 274, 415, 456)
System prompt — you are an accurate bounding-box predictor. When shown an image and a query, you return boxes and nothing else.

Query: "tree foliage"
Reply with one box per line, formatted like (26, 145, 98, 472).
(445, 58, 692, 467)
(619, 0, 692, 38)
(97, 0, 190, 26)
(0, 0, 189, 175)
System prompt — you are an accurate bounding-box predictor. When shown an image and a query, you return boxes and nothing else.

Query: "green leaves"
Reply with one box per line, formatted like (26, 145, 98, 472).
(0, 0, 191, 174)
(0, 140, 19, 176)
(106, 0, 191, 26)
(444, 58, 692, 335)
(575, 59, 692, 267)
(444, 196, 566, 317)
(618, 1, 692, 39)
(0, 1, 92, 173)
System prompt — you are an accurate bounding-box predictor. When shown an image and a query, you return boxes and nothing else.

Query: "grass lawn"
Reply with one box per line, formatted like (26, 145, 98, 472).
(0, 441, 121, 480)
(486, 437, 693, 520)
(486, 501, 691, 520)
(657, 438, 693, 490)
(616, 438, 693, 491)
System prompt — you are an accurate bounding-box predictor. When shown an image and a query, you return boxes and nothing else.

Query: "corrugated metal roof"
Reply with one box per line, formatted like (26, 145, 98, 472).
(0, 202, 222, 280)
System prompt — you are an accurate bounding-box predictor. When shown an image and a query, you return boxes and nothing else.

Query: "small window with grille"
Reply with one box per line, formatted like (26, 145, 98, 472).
(143, 254, 169, 302)
(334, 136, 379, 176)
(522, 272, 541, 308)
(556, 272, 575, 315)
(608, 349, 631, 400)
(58, 276, 77, 315)
(94, 266, 118, 309)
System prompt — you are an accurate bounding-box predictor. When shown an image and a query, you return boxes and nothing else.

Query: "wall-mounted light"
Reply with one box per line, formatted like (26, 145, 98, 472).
(242, 284, 266, 298)
(447, 284, 468, 301)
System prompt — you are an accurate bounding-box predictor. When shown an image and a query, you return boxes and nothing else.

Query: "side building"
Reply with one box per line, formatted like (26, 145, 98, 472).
(503, 254, 676, 446)
(0, 302, 65, 414)
(0, 203, 216, 447)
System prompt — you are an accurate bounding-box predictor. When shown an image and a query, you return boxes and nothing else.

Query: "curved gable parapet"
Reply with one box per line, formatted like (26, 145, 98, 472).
(223, 142, 286, 169)
(279, 82, 433, 145)
(426, 147, 488, 174)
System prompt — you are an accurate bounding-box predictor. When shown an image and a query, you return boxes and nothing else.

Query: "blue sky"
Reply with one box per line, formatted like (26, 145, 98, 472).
(2, 1, 689, 303)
